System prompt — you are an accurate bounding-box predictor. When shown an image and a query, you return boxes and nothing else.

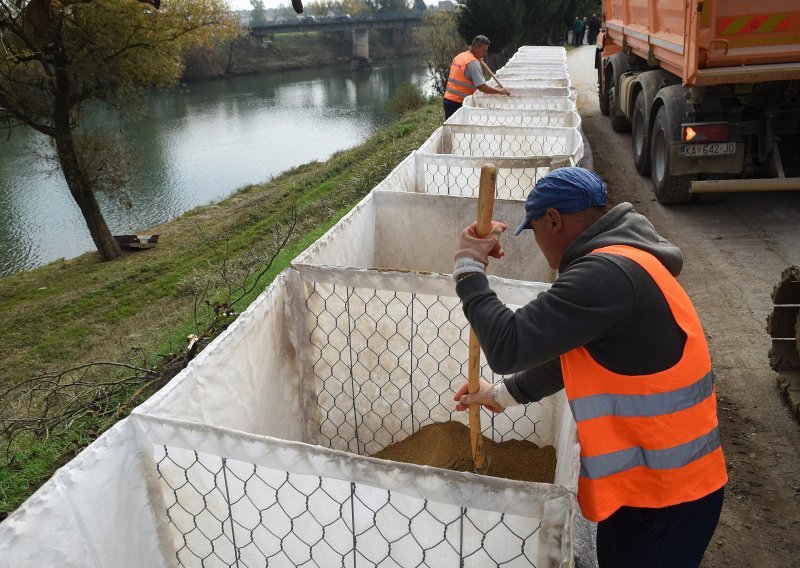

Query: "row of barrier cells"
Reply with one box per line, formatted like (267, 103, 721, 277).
(1, 46, 589, 568)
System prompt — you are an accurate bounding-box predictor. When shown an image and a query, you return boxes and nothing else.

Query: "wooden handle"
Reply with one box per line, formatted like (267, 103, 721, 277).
(468, 163, 497, 473)
(480, 59, 504, 90)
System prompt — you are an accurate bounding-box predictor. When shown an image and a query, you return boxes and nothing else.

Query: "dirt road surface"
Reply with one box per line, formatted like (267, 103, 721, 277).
(567, 46, 800, 568)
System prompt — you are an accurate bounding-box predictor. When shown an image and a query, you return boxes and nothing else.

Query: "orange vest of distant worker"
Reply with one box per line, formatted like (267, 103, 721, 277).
(444, 51, 479, 104)
(560, 244, 727, 522)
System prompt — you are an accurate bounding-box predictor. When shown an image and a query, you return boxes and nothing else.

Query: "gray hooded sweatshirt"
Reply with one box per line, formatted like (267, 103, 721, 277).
(455, 202, 688, 404)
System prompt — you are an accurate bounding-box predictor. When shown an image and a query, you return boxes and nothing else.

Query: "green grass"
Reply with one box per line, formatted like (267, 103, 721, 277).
(0, 102, 443, 517)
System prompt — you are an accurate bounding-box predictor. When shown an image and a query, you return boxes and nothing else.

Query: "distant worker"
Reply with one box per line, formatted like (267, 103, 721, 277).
(443, 35, 510, 120)
(588, 13, 601, 46)
(452, 167, 727, 567)
(571, 16, 585, 46)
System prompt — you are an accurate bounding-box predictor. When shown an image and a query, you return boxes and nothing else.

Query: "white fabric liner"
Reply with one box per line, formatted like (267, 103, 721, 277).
(418, 124, 584, 163)
(464, 94, 576, 111)
(496, 69, 571, 80)
(292, 191, 556, 283)
(0, 45, 589, 568)
(490, 77, 572, 89)
(446, 107, 581, 129)
(475, 87, 576, 101)
(368, 145, 575, 201)
(412, 151, 575, 200)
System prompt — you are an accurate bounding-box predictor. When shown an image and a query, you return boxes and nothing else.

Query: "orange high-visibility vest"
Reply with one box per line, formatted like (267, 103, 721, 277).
(444, 51, 479, 104)
(560, 244, 727, 522)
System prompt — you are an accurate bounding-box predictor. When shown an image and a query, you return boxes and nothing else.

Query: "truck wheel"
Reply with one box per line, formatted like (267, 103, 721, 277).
(609, 78, 630, 132)
(650, 106, 691, 204)
(631, 91, 650, 175)
(598, 67, 610, 116)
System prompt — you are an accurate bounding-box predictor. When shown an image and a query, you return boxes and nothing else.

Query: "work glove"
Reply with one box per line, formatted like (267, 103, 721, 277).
(454, 221, 507, 266)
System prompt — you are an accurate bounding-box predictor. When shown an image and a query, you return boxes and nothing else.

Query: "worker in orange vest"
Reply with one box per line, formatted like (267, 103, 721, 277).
(452, 167, 727, 567)
(443, 35, 510, 120)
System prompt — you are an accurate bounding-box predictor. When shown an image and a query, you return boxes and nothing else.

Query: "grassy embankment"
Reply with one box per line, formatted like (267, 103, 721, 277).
(0, 101, 442, 517)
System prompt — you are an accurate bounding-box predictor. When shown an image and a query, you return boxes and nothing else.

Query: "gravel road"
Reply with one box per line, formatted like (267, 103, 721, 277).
(567, 45, 800, 568)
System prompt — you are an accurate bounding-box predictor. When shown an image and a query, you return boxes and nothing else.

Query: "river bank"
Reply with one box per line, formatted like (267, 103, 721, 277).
(0, 102, 442, 516)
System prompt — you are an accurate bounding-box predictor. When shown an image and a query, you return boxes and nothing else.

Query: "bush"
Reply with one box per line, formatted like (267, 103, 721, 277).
(385, 83, 426, 115)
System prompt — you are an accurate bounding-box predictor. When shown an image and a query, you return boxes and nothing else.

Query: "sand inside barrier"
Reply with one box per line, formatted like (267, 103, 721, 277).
(372, 421, 556, 484)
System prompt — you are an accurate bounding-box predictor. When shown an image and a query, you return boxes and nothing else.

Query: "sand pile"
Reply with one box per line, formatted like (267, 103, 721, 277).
(373, 421, 556, 484)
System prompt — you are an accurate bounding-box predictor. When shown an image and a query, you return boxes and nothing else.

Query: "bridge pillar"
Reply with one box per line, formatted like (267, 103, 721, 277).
(351, 28, 370, 70)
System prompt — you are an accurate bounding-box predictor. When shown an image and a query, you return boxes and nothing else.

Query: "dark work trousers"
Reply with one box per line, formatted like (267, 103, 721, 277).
(443, 98, 462, 120)
(597, 487, 724, 568)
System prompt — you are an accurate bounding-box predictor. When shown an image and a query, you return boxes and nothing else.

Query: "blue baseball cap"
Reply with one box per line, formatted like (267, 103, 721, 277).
(514, 167, 608, 235)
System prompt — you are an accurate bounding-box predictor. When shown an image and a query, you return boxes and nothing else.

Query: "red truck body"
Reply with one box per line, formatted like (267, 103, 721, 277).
(598, 0, 800, 202)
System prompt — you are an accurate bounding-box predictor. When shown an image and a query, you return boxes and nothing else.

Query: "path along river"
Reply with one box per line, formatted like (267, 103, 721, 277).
(0, 59, 431, 276)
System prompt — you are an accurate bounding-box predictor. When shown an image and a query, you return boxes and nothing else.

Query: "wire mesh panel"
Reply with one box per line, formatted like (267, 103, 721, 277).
(495, 69, 570, 80)
(463, 95, 576, 112)
(438, 124, 583, 161)
(489, 77, 572, 89)
(446, 107, 581, 128)
(304, 281, 552, 457)
(478, 87, 574, 101)
(152, 444, 561, 568)
(414, 152, 572, 200)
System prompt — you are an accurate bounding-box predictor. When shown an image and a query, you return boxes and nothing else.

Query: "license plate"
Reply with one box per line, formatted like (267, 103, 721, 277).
(680, 142, 736, 157)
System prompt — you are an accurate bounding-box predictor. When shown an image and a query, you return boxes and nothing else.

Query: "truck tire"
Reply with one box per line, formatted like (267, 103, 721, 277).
(598, 67, 610, 116)
(609, 69, 631, 132)
(650, 105, 691, 204)
(631, 91, 651, 175)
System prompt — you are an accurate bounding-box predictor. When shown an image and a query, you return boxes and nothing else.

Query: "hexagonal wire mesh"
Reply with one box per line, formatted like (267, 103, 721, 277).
(446, 108, 581, 129)
(154, 447, 546, 567)
(416, 154, 559, 201)
(463, 95, 576, 112)
(151, 280, 556, 567)
(440, 125, 582, 160)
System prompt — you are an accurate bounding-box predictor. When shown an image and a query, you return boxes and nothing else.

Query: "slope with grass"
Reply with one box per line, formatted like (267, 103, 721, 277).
(0, 102, 442, 517)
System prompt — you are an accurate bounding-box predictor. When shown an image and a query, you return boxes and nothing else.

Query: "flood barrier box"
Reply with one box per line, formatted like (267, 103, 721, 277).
(374, 146, 576, 202)
(490, 77, 573, 89)
(474, 87, 575, 101)
(131, 191, 576, 566)
(463, 94, 576, 112)
(496, 68, 571, 80)
(418, 124, 583, 164)
(446, 107, 581, 129)
(489, 77, 573, 89)
(129, 262, 579, 567)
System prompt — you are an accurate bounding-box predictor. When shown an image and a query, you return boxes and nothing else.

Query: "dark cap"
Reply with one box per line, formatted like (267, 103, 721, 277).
(514, 167, 608, 235)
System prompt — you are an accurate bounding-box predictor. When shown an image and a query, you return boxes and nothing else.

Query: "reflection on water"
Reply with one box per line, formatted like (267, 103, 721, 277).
(0, 60, 432, 276)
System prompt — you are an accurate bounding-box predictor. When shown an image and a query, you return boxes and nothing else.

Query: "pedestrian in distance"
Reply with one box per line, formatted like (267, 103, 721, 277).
(571, 16, 585, 47)
(442, 35, 510, 120)
(588, 13, 601, 46)
(452, 167, 727, 567)
(581, 16, 588, 44)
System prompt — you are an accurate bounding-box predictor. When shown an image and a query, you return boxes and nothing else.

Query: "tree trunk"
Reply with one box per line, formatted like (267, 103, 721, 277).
(54, 131, 121, 261)
(52, 61, 121, 262)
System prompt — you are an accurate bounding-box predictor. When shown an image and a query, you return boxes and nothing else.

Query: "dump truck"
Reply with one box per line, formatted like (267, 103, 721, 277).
(596, 0, 800, 204)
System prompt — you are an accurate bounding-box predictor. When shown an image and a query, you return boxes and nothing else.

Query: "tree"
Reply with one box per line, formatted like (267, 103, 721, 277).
(414, 11, 464, 96)
(251, 0, 267, 24)
(0, 0, 236, 261)
(367, 0, 410, 12)
(456, 0, 521, 57)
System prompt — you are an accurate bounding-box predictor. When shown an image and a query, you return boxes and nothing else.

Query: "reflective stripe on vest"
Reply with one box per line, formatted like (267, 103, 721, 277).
(560, 244, 727, 522)
(444, 51, 478, 104)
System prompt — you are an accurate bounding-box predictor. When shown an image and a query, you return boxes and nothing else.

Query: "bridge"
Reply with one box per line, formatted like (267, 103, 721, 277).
(250, 13, 424, 69)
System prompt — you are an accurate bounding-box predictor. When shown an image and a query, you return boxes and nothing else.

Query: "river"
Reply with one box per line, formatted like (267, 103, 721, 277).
(0, 59, 432, 277)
